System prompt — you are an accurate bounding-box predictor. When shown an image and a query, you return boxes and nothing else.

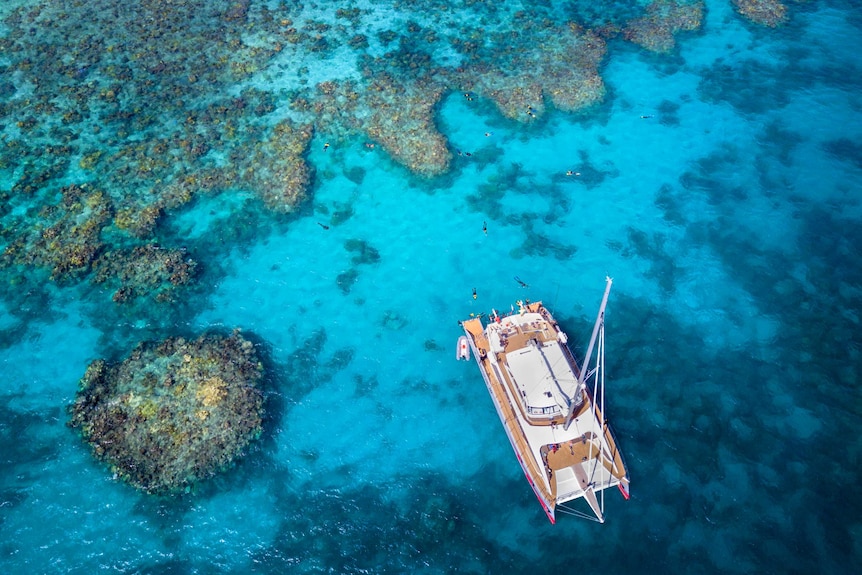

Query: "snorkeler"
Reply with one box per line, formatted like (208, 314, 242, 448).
(483, 221, 487, 235)
(472, 288, 477, 300)
(317, 222, 330, 230)
(323, 142, 330, 151)
(514, 276, 529, 288)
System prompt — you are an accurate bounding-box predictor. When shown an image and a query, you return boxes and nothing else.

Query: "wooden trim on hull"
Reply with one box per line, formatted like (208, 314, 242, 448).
(462, 317, 557, 517)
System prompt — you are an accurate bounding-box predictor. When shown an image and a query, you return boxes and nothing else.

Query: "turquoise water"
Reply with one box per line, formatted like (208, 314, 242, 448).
(2, 0, 861, 573)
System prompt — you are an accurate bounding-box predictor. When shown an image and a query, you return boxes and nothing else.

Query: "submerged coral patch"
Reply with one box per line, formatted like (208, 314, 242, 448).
(336, 268, 360, 294)
(69, 331, 264, 494)
(237, 121, 315, 213)
(344, 238, 380, 265)
(733, 0, 789, 27)
(0, 1, 309, 300)
(91, 244, 199, 304)
(456, 21, 609, 121)
(0, 184, 113, 283)
(623, 1, 704, 53)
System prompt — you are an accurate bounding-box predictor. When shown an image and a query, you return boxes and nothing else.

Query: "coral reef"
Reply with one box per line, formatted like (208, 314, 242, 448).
(0, 1, 308, 300)
(0, 1, 284, 208)
(733, 0, 789, 27)
(0, 184, 112, 283)
(0, 0, 727, 301)
(91, 244, 199, 303)
(299, 14, 611, 174)
(301, 71, 452, 177)
(236, 120, 315, 213)
(455, 20, 608, 120)
(0, 0, 709, 195)
(623, 1, 704, 53)
(69, 331, 265, 494)
(361, 73, 451, 176)
(0, 182, 197, 303)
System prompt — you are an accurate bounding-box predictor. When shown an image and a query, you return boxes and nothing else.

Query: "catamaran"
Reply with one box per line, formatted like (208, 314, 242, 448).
(457, 277, 629, 523)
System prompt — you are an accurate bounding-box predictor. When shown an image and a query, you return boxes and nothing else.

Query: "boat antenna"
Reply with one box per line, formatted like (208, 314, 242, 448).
(564, 276, 613, 430)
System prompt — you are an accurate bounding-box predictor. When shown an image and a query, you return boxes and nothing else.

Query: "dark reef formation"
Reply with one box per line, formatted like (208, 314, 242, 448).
(69, 331, 265, 494)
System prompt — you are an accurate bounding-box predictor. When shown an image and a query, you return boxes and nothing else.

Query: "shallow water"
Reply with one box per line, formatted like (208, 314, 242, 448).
(1, 1, 861, 573)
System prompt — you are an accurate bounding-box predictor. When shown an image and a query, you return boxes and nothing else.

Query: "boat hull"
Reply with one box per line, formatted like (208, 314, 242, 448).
(459, 296, 629, 523)
(456, 335, 470, 360)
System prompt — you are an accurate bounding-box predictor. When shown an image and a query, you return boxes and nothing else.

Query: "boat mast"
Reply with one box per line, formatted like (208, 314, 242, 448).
(564, 276, 613, 430)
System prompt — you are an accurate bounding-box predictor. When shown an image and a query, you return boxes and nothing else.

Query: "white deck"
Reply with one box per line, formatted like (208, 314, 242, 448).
(505, 337, 577, 415)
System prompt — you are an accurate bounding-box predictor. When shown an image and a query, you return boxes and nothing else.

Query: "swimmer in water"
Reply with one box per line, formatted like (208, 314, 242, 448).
(514, 276, 529, 288)
(317, 222, 330, 230)
(323, 142, 330, 151)
(472, 288, 477, 300)
(483, 221, 487, 235)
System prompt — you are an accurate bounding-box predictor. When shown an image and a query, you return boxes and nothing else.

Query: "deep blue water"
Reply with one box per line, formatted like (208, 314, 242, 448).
(1, 1, 861, 573)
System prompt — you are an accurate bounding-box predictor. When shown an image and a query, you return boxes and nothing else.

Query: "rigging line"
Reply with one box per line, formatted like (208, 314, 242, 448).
(556, 504, 602, 522)
(534, 341, 576, 403)
(586, 319, 601, 464)
(518, 337, 578, 404)
(543, 337, 575, 373)
(535, 337, 575, 377)
(600, 325, 606, 513)
(598, 324, 623, 478)
(586, 322, 606, 492)
(601, 321, 606, 448)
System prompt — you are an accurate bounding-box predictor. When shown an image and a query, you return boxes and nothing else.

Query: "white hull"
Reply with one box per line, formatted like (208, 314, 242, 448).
(456, 335, 470, 361)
